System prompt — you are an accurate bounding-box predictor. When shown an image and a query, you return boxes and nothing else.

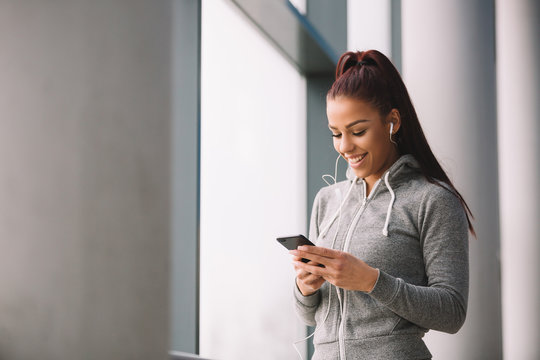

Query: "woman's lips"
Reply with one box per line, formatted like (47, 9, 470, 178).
(347, 153, 367, 168)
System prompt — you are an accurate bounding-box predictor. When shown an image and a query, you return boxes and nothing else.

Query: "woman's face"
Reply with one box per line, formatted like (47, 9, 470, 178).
(326, 97, 400, 189)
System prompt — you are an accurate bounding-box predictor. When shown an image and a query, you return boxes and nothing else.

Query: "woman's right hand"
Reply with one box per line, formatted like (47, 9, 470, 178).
(292, 255, 326, 296)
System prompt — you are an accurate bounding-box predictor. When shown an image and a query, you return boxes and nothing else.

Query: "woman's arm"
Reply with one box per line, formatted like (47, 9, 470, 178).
(367, 186, 469, 333)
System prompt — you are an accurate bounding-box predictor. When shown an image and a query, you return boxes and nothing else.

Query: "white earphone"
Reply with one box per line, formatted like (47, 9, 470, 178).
(389, 122, 397, 145)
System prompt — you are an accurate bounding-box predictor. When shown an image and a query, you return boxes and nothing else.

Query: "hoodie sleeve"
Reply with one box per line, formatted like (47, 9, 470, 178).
(293, 190, 323, 326)
(367, 185, 469, 334)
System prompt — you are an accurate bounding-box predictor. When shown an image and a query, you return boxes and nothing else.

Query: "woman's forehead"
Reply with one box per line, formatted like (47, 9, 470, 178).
(327, 97, 380, 120)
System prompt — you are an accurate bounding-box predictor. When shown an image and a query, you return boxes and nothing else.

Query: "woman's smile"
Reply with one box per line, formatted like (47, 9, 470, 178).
(345, 153, 367, 168)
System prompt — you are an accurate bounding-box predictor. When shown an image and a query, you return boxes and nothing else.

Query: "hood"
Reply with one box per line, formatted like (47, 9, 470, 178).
(345, 154, 421, 183)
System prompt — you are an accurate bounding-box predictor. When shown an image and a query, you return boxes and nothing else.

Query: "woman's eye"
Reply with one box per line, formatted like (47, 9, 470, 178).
(332, 133, 342, 138)
(353, 130, 366, 136)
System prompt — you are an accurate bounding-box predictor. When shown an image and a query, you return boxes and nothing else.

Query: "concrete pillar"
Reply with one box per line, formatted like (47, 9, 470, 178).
(497, 1, 540, 358)
(171, 0, 201, 354)
(0, 1, 171, 359)
(402, 1, 501, 358)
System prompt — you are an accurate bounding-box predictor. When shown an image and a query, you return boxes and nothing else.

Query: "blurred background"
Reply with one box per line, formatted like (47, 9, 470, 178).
(0, 0, 538, 359)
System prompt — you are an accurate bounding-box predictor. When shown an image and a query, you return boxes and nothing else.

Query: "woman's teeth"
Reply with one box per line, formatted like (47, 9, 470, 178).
(348, 153, 366, 164)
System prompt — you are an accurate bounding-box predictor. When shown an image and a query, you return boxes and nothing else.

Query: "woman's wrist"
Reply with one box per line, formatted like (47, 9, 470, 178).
(296, 277, 318, 296)
(365, 267, 380, 293)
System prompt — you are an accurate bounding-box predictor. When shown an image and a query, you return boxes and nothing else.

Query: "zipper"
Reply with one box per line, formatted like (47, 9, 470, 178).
(337, 178, 382, 360)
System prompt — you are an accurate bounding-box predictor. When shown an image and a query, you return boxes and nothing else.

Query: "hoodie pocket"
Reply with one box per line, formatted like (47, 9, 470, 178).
(389, 316, 407, 334)
(344, 294, 400, 340)
(390, 315, 427, 335)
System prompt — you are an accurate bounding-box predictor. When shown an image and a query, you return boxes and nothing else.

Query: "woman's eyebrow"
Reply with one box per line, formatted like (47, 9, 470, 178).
(328, 119, 370, 130)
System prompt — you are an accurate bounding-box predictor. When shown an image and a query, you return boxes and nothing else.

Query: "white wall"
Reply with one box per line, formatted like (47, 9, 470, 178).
(347, 0, 391, 57)
(200, 1, 307, 359)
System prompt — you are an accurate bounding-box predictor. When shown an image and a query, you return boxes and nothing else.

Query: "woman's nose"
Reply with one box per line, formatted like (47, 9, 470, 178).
(339, 134, 354, 153)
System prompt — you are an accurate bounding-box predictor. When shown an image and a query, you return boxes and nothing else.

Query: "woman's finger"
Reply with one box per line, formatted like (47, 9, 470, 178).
(298, 245, 341, 258)
(293, 260, 326, 277)
(296, 271, 326, 293)
(290, 247, 342, 267)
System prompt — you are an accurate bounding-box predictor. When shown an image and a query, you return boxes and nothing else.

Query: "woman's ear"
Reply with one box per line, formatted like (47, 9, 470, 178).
(387, 108, 401, 134)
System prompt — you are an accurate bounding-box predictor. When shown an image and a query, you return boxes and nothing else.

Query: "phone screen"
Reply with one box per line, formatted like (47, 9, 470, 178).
(276, 235, 324, 267)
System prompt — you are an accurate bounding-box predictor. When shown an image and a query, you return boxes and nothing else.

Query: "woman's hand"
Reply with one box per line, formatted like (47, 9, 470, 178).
(292, 255, 326, 296)
(290, 246, 379, 292)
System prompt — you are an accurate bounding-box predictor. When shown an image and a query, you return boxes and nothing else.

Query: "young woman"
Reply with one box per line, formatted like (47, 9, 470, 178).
(290, 50, 473, 360)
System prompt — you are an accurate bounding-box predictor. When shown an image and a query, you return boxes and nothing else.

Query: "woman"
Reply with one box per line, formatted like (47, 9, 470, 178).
(290, 50, 473, 360)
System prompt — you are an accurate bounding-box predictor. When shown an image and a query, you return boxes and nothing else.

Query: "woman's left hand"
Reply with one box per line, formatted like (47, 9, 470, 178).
(290, 246, 379, 292)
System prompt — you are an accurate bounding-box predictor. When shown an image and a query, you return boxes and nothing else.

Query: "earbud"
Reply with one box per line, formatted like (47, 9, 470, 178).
(389, 122, 397, 146)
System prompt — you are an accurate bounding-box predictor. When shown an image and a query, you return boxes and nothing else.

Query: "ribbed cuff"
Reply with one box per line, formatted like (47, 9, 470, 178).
(365, 268, 381, 294)
(366, 270, 400, 305)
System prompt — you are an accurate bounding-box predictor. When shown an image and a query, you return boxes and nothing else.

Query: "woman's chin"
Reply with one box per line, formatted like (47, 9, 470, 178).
(351, 168, 368, 179)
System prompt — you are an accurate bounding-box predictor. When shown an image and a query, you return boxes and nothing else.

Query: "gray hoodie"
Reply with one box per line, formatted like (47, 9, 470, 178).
(294, 155, 469, 360)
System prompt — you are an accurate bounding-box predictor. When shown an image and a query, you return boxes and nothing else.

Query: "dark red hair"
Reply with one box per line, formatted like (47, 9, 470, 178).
(327, 50, 475, 236)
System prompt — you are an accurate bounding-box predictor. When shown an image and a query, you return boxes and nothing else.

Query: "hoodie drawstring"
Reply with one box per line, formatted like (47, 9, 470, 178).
(382, 171, 395, 236)
(319, 178, 358, 239)
(320, 170, 396, 238)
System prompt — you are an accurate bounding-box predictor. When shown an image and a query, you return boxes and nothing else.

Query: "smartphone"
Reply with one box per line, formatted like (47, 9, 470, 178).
(276, 235, 324, 267)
